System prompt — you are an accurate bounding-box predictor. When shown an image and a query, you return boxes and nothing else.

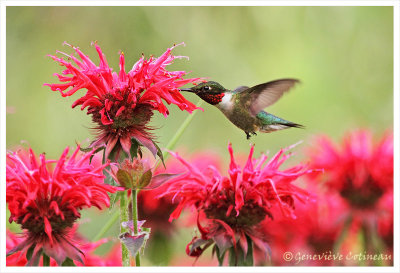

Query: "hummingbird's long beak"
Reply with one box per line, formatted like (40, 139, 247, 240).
(179, 88, 196, 93)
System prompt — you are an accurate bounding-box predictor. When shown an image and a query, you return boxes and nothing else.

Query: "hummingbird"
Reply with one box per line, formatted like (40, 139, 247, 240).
(180, 79, 304, 139)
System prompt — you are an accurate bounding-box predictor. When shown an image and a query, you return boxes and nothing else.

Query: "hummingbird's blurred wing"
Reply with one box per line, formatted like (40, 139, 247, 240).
(233, 86, 249, 93)
(242, 79, 300, 116)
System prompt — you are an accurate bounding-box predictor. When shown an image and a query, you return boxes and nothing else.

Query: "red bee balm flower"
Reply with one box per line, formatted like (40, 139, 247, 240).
(161, 143, 318, 265)
(45, 42, 201, 158)
(6, 147, 117, 265)
(307, 130, 393, 259)
(308, 130, 393, 210)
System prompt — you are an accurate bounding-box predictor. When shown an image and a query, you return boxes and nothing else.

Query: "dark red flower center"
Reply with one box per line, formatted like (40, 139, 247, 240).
(18, 198, 78, 236)
(340, 177, 383, 209)
(307, 233, 336, 254)
(89, 90, 154, 134)
(203, 199, 269, 228)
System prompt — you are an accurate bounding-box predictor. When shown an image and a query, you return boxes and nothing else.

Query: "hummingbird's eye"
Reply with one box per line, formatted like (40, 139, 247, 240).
(203, 86, 211, 91)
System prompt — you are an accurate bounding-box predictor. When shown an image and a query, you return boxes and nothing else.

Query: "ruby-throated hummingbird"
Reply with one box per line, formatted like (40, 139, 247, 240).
(180, 79, 304, 139)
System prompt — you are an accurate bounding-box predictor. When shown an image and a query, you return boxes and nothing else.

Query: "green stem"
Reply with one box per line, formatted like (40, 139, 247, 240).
(132, 189, 141, 267)
(333, 216, 352, 252)
(359, 224, 369, 266)
(42, 253, 50, 266)
(228, 247, 237, 266)
(332, 216, 352, 265)
(227, 237, 254, 266)
(120, 191, 130, 266)
(132, 190, 139, 234)
(370, 223, 385, 266)
(92, 99, 204, 241)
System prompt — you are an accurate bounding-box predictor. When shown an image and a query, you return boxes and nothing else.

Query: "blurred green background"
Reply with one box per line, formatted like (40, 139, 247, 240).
(6, 6, 393, 265)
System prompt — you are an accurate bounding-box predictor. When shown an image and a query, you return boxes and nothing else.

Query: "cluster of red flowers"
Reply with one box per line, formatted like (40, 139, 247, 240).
(7, 42, 205, 267)
(45, 42, 201, 158)
(265, 190, 349, 265)
(6, 41, 394, 267)
(160, 143, 319, 264)
(6, 129, 394, 266)
(307, 130, 393, 263)
(6, 146, 117, 265)
(264, 130, 394, 266)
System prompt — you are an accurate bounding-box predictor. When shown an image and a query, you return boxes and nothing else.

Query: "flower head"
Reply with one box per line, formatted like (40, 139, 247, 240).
(307, 130, 393, 262)
(108, 157, 181, 191)
(6, 146, 117, 265)
(45, 42, 201, 158)
(308, 130, 393, 210)
(161, 143, 318, 263)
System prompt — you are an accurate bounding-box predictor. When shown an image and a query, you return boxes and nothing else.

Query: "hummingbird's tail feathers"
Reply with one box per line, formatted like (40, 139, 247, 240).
(256, 111, 304, 132)
(283, 122, 305, 129)
(259, 122, 304, 133)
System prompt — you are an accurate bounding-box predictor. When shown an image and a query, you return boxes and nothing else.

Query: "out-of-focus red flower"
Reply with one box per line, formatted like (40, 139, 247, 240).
(307, 130, 393, 262)
(308, 130, 393, 209)
(265, 189, 348, 266)
(45, 42, 201, 158)
(161, 143, 318, 264)
(6, 228, 122, 266)
(377, 193, 393, 253)
(6, 146, 117, 265)
(169, 253, 219, 266)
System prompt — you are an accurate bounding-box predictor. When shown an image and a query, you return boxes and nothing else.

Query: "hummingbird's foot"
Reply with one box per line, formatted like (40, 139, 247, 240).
(246, 132, 251, 140)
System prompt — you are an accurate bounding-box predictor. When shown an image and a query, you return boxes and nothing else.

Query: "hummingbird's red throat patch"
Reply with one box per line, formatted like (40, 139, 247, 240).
(198, 93, 225, 105)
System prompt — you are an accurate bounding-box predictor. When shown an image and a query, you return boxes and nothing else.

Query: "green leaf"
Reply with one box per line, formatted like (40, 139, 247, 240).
(141, 227, 151, 234)
(153, 141, 165, 168)
(26, 244, 35, 261)
(89, 146, 106, 163)
(228, 247, 236, 266)
(215, 245, 226, 266)
(79, 144, 94, 153)
(116, 169, 133, 189)
(103, 165, 118, 187)
(130, 139, 139, 158)
(27, 248, 42, 266)
(228, 236, 254, 266)
(142, 173, 181, 190)
(42, 253, 50, 266)
(133, 136, 157, 157)
(214, 233, 233, 255)
(244, 236, 254, 266)
(62, 257, 76, 266)
(77, 143, 105, 163)
(107, 143, 121, 162)
(119, 232, 149, 257)
(138, 169, 152, 189)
